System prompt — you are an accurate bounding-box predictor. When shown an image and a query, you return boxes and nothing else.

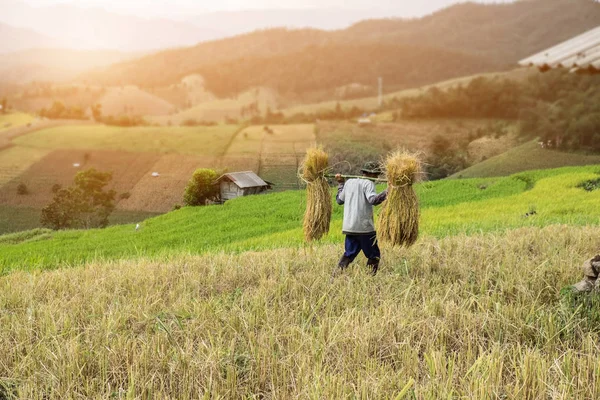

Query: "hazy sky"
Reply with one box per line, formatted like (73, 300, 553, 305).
(18, 0, 515, 18)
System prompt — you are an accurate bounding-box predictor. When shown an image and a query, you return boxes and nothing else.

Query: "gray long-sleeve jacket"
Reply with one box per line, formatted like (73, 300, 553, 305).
(336, 178, 387, 235)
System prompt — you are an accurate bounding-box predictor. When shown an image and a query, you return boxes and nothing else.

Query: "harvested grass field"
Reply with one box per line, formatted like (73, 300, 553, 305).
(0, 112, 35, 132)
(0, 146, 51, 186)
(0, 149, 160, 208)
(13, 124, 240, 156)
(2, 225, 600, 398)
(453, 140, 600, 179)
(1, 165, 599, 272)
(120, 154, 220, 213)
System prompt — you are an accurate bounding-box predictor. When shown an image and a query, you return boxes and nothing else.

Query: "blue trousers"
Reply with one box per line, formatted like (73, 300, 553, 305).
(339, 234, 381, 269)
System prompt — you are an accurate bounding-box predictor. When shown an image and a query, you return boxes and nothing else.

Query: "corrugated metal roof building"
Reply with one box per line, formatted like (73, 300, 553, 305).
(217, 171, 271, 201)
(519, 26, 600, 73)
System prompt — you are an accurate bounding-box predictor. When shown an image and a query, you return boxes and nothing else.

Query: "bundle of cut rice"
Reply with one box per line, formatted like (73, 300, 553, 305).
(377, 151, 421, 247)
(300, 147, 332, 242)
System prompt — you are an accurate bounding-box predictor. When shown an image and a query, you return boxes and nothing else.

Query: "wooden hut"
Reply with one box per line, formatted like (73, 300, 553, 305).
(217, 171, 271, 201)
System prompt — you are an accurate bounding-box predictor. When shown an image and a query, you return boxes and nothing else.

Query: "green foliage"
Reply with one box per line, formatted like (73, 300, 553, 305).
(183, 169, 220, 206)
(398, 70, 600, 153)
(41, 168, 116, 230)
(577, 178, 600, 192)
(51, 183, 62, 194)
(426, 134, 469, 180)
(400, 77, 527, 120)
(39, 101, 86, 120)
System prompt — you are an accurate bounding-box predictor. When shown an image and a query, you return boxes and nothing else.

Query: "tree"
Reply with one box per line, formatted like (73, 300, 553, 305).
(41, 169, 116, 230)
(183, 169, 220, 206)
(91, 104, 102, 121)
(17, 183, 28, 195)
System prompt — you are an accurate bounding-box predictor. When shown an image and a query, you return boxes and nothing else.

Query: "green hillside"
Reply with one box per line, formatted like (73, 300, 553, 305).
(453, 141, 600, 179)
(2, 165, 599, 272)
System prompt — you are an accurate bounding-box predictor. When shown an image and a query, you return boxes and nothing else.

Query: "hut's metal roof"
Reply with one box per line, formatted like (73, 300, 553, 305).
(218, 171, 269, 189)
(519, 26, 600, 73)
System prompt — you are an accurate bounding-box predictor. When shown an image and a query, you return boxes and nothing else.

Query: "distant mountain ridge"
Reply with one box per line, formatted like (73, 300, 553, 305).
(82, 0, 600, 97)
(0, 0, 224, 52)
(0, 49, 144, 83)
(0, 22, 58, 53)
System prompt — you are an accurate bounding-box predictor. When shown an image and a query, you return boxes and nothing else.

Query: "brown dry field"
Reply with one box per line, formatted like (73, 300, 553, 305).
(119, 154, 219, 213)
(0, 149, 160, 209)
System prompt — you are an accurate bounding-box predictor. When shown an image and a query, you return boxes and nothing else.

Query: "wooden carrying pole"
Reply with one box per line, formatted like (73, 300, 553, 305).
(325, 174, 387, 183)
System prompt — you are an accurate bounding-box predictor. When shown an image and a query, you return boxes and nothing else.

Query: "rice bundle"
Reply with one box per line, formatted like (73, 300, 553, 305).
(377, 151, 421, 247)
(300, 147, 332, 241)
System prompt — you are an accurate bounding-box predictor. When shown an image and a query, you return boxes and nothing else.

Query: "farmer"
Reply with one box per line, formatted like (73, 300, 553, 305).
(334, 162, 387, 276)
(572, 255, 600, 293)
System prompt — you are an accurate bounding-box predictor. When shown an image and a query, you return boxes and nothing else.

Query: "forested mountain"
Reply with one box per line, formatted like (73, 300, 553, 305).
(82, 0, 600, 96)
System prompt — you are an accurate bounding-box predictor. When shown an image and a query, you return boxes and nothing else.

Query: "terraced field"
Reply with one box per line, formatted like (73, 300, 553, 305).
(0, 149, 161, 208)
(0, 146, 51, 186)
(13, 124, 239, 156)
(0, 121, 319, 232)
(120, 154, 220, 213)
(0, 112, 35, 132)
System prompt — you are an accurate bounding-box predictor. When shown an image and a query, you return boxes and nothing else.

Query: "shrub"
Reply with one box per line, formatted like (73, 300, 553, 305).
(51, 184, 62, 194)
(183, 169, 220, 206)
(17, 183, 28, 195)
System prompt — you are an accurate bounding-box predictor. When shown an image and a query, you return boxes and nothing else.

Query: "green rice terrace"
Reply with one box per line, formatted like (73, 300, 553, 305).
(1, 164, 599, 273)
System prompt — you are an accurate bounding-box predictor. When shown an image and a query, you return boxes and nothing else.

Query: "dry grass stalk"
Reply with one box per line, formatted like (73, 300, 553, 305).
(300, 147, 332, 241)
(377, 151, 422, 247)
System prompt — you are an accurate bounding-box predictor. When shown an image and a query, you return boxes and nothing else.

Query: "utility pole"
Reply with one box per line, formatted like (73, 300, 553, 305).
(378, 77, 383, 109)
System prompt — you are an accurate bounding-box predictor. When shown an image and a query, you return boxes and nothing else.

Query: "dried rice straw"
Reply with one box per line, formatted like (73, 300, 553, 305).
(299, 147, 332, 241)
(377, 151, 422, 247)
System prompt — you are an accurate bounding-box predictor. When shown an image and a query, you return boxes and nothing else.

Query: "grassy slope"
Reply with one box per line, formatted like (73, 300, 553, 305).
(2, 225, 600, 398)
(453, 141, 600, 179)
(0, 206, 160, 235)
(1, 165, 599, 272)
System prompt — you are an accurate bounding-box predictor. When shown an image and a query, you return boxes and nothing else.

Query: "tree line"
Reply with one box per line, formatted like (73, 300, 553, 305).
(396, 70, 600, 152)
